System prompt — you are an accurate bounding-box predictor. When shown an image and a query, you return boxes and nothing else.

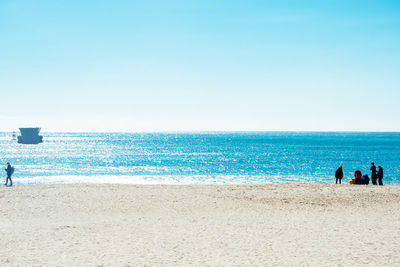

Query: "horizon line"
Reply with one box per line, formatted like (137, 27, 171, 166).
(2, 130, 400, 134)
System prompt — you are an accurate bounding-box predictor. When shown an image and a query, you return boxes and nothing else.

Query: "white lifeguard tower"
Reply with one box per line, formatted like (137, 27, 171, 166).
(17, 128, 43, 144)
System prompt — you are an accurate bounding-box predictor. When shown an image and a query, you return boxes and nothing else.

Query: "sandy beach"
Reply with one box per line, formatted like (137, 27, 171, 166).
(0, 183, 399, 266)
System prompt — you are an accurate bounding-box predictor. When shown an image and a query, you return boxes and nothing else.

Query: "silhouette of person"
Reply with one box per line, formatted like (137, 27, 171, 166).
(377, 166, 383, 186)
(4, 162, 13, 186)
(354, 170, 362, 184)
(335, 166, 343, 184)
(370, 162, 377, 185)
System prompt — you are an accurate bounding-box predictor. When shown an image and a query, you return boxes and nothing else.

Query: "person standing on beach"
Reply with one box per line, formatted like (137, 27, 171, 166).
(377, 166, 383, 186)
(4, 162, 14, 186)
(370, 162, 377, 185)
(335, 166, 343, 184)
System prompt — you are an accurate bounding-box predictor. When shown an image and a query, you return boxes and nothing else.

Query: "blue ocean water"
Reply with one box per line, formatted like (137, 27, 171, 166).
(0, 132, 399, 185)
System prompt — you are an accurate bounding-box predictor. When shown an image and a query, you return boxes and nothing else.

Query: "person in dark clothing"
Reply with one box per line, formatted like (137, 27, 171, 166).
(335, 166, 343, 184)
(354, 170, 362, 185)
(361, 174, 370, 185)
(4, 162, 14, 186)
(377, 166, 383, 186)
(370, 162, 377, 185)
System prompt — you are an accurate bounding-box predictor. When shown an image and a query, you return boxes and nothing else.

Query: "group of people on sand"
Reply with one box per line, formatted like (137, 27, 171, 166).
(335, 162, 384, 185)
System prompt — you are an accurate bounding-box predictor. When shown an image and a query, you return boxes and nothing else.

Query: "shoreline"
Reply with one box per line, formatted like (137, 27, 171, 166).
(1, 183, 400, 266)
(5, 181, 400, 187)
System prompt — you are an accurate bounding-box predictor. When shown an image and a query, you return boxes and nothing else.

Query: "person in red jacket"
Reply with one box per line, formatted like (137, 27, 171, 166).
(354, 170, 362, 185)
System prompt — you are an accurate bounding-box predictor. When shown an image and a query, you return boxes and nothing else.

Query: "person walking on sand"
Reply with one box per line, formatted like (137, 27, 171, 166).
(335, 166, 343, 184)
(377, 166, 383, 186)
(370, 162, 377, 185)
(4, 162, 14, 186)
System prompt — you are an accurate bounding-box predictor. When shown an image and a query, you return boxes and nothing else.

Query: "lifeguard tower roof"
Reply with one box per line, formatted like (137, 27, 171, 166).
(18, 127, 43, 144)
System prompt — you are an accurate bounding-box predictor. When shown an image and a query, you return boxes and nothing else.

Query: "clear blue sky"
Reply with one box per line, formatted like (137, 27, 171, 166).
(1, 0, 399, 131)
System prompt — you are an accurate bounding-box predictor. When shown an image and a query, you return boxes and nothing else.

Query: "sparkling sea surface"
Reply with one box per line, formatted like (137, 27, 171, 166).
(1, 132, 399, 185)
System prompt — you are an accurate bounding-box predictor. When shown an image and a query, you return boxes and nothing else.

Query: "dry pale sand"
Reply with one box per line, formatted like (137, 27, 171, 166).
(0, 183, 400, 266)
